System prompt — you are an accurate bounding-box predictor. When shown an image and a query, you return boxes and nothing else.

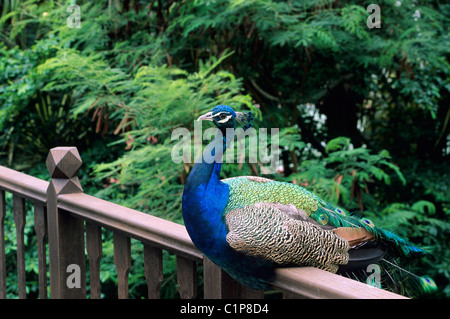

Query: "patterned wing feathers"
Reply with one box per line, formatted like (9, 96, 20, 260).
(225, 204, 349, 273)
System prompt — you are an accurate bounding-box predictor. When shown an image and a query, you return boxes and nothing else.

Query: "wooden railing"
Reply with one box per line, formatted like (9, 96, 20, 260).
(0, 147, 406, 299)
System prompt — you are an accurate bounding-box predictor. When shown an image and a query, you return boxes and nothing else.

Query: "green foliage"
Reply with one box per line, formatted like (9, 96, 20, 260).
(279, 126, 306, 151)
(0, 39, 103, 168)
(284, 137, 406, 209)
(0, 0, 448, 298)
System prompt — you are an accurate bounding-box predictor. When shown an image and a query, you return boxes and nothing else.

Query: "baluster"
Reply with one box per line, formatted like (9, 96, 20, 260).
(176, 255, 197, 299)
(203, 257, 243, 299)
(0, 190, 6, 299)
(203, 258, 218, 298)
(13, 195, 26, 299)
(203, 257, 222, 299)
(143, 244, 163, 299)
(33, 203, 47, 299)
(86, 222, 102, 299)
(113, 232, 131, 299)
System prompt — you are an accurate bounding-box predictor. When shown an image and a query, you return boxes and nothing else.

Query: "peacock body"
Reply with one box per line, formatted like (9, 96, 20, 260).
(182, 105, 437, 294)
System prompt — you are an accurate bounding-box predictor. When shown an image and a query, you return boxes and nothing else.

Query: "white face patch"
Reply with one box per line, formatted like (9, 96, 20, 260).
(217, 115, 232, 123)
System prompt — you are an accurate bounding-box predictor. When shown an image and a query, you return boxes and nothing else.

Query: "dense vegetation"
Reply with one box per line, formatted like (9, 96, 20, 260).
(0, 0, 448, 298)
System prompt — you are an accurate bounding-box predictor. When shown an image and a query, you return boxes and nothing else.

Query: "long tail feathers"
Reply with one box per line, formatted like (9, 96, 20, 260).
(318, 204, 425, 258)
(375, 228, 425, 256)
(339, 258, 438, 297)
(317, 204, 437, 297)
(381, 258, 438, 297)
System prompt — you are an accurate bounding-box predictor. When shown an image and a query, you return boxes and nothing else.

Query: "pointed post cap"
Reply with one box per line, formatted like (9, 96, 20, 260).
(46, 147, 82, 179)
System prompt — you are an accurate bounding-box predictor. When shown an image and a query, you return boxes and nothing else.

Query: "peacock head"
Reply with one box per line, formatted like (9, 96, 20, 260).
(197, 105, 254, 131)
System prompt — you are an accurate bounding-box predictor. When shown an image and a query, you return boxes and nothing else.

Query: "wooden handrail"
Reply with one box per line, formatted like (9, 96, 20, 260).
(274, 267, 408, 299)
(57, 192, 203, 261)
(0, 166, 48, 203)
(0, 146, 408, 299)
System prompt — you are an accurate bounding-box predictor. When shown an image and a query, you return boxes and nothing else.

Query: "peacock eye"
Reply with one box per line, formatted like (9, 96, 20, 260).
(361, 218, 375, 228)
(219, 114, 227, 119)
(318, 213, 329, 225)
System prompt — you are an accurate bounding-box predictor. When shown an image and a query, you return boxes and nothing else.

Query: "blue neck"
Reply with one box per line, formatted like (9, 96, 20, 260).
(182, 128, 234, 259)
(181, 124, 277, 289)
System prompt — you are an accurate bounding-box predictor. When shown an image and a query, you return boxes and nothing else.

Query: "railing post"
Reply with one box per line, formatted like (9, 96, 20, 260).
(46, 147, 86, 298)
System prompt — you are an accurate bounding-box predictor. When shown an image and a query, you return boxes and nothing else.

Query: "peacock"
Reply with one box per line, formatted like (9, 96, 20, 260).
(181, 104, 437, 296)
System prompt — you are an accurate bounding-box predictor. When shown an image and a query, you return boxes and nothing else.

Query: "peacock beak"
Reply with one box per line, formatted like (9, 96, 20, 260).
(197, 111, 214, 121)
